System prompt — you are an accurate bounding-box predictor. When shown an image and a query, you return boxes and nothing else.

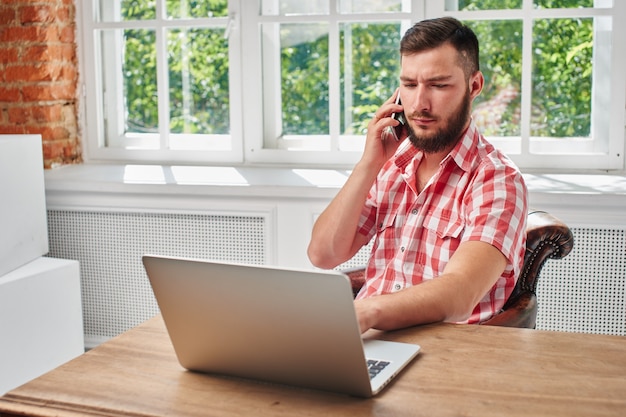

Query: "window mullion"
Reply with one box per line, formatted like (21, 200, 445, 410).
(329, 1, 341, 150)
(155, 0, 169, 150)
(260, 23, 282, 148)
(519, 0, 534, 157)
(591, 14, 612, 154)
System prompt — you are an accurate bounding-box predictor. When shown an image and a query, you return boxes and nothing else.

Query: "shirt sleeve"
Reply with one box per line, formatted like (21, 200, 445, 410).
(356, 179, 379, 242)
(462, 155, 528, 274)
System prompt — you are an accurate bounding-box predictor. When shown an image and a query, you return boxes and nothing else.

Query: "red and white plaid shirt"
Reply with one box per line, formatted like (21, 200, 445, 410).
(355, 119, 528, 323)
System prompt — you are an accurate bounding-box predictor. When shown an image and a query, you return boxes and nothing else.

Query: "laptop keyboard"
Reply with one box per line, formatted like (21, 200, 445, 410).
(367, 359, 391, 379)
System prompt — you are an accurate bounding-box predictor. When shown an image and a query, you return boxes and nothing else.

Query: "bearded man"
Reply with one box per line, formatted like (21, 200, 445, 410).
(308, 17, 528, 333)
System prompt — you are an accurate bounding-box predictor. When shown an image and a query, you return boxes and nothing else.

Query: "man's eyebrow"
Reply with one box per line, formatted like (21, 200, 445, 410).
(400, 74, 453, 83)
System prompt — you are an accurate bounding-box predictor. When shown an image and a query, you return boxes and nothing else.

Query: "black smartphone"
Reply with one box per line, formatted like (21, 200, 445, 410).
(389, 94, 406, 141)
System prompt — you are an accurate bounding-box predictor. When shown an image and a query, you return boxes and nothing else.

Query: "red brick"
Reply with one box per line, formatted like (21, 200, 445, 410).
(58, 24, 74, 43)
(31, 104, 63, 123)
(0, 25, 59, 43)
(0, 47, 19, 64)
(0, 86, 21, 102)
(42, 139, 63, 160)
(22, 81, 76, 101)
(5, 62, 63, 82)
(0, 6, 17, 25)
(2, 0, 50, 4)
(8, 106, 30, 124)
(20, 5, 55, 24)
(52, 125, 69, 140)
(59, 63, 77, 81)
(0, 125, 26, 134)
(24, 124, 47, 137)
(22, 44, 76, 63)
(42, 137, 80, 160)
(23, 44, 52, 61)
(59, 43, 75, 61)
(56, 5, 73, 24)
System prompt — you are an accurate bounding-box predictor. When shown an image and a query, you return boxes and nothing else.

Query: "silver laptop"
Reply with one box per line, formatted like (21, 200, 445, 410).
(142, 255, 420, 397)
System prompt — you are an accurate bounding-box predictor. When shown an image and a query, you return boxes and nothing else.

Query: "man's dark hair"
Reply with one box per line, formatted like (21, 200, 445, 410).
(400, 17, 479, 77)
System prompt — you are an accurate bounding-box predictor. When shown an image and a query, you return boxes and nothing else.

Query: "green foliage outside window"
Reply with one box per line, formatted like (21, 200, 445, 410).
(119, 0, 594, 139)
(122, 0, 229, 134)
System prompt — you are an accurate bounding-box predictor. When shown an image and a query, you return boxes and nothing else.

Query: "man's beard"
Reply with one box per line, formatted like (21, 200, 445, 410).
(406, 89, 471, 154)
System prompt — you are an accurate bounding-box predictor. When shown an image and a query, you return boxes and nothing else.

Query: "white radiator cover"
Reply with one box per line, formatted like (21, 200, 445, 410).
(47, 209, 626, 348)
(47, 210, 267, 347)
(537, 227, 626, 335)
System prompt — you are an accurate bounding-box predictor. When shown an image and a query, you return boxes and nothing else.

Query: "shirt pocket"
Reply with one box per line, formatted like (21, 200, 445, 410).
(423, 209, 465, 240)
(375, 209, 398, 241)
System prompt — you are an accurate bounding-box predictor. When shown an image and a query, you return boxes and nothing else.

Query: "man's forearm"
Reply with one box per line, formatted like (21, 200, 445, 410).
(307, 160, 380, 269)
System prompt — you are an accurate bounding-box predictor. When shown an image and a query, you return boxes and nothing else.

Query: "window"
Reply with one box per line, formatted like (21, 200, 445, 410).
(82, 0, 242, 163)
(80, 0, 625, 170)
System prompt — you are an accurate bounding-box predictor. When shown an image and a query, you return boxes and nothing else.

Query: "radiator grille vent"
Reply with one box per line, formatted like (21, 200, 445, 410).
(536, 227, 626, 335)
(47, 210, 267, 346)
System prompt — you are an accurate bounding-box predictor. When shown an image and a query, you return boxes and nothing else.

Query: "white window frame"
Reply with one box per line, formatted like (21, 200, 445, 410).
(80, 0, 243, 164)
(79, 0, 626, 171)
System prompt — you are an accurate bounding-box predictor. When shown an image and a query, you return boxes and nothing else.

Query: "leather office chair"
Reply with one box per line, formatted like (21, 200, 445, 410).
(344, 210, 574, 329)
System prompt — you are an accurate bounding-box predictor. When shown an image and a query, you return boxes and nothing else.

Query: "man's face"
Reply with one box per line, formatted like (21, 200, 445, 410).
(399, 43, 482, 154)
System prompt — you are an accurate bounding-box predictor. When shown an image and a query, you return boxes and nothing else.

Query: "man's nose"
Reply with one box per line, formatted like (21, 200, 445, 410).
(410, 86, 431, 115)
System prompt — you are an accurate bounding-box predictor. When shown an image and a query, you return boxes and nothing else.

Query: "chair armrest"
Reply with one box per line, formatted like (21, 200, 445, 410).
(515, 210, 574, 297)
(342, 267, 366, 298)
(482, 292, 537, 328)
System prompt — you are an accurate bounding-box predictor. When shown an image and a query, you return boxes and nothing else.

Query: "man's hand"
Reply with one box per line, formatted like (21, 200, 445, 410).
(354, 297, 381, 334)
(361, 90, 406, 170)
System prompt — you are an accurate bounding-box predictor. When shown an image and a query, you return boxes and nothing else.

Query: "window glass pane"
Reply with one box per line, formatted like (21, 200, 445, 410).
(168, 28, 230, 135)
(447, 0, 521, 11)
(531, 17, 592, 137)
(166, 0, 228, 19)
(340, 22, 401, 135)
(533, 0, 601, 9)
(338, 0, 406, 13)
(280, 23, 329, 135)
(98, 0, 156, 22)
(469, 20, 523, 137)
(261, 0, 329, 16)
(123, 29, 158, 134)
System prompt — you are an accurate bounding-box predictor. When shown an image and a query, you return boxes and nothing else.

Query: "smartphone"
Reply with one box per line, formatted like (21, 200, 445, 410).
(389, 94, 406, 141)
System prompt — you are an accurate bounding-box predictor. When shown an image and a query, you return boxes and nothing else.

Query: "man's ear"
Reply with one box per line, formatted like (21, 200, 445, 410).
(469, 71, 484, 99)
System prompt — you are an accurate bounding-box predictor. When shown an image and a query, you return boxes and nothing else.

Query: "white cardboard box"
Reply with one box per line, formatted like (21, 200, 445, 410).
(0, 257, 84, 394)
(0, 135, 49, 277)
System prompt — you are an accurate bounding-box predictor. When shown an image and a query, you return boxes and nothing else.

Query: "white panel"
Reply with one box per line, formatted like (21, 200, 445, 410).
(46, 210, 268, 347)
(0, 257, 83, 394)
(0, 135, 49, 276)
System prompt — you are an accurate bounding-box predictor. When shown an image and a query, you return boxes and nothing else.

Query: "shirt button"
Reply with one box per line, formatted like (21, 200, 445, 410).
(411, 209, 418, 215)
(400, 246, 405, 252)
(394, 284, 402, 291)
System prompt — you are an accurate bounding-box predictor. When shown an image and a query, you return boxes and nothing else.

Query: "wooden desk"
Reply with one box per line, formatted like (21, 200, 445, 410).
(1, 316, 625, 417)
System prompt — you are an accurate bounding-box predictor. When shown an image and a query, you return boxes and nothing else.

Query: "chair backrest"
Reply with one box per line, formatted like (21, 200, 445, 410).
(345, 209, 575, 329)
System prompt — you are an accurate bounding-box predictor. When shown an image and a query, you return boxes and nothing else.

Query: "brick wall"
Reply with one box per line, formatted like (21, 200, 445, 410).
(0, 0, 81, 168)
